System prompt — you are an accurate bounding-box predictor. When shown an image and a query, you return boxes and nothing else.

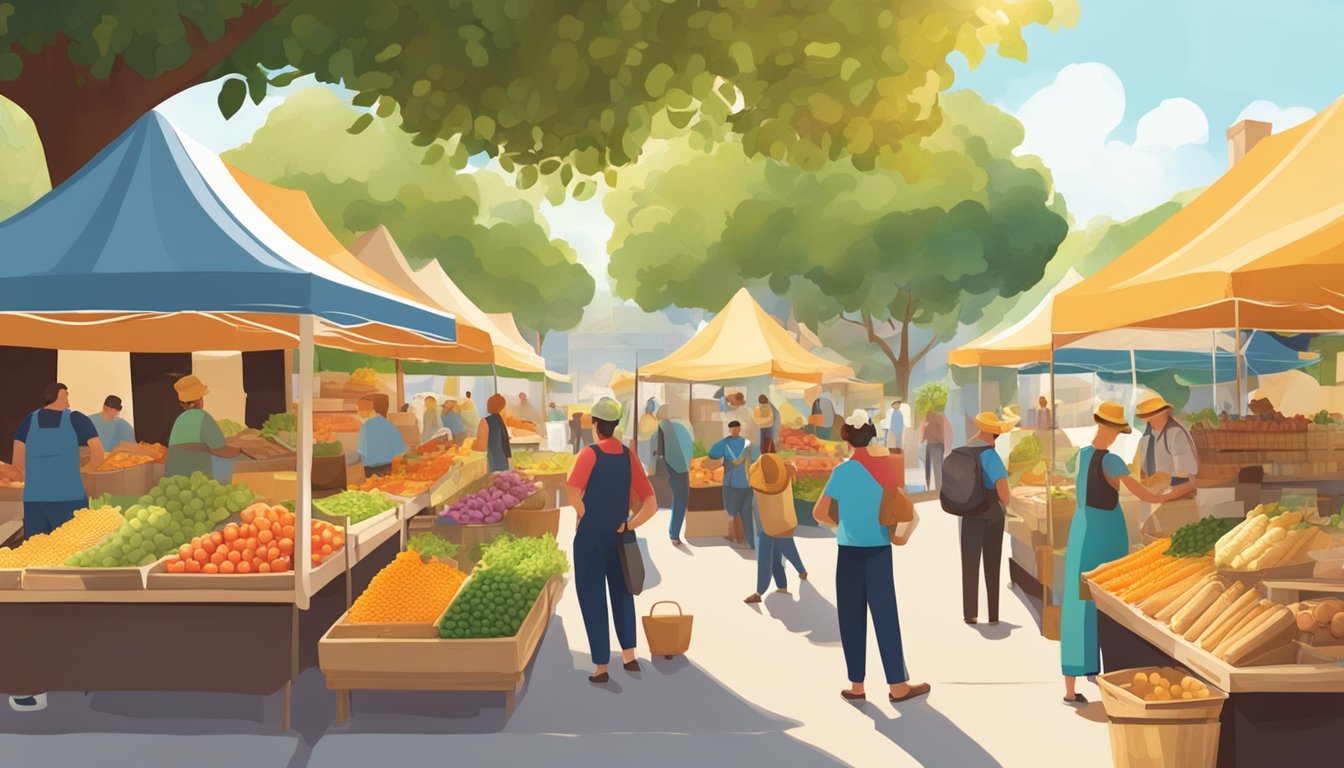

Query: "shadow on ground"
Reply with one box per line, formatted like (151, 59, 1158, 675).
(763, 581, 841, 646)
(860, 697, 1003, 768)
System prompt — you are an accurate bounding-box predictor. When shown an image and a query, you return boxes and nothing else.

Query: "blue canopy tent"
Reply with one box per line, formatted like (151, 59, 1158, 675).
(1019, 331, 1318, 381)
(0, 110, 462, 609)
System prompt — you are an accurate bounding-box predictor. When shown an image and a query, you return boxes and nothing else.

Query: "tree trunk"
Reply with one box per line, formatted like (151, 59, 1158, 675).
(4, 1, 282, 186)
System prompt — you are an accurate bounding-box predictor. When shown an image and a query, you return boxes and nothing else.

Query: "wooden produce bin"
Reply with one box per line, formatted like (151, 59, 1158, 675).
(407, 517, 506, 571)
(506, 506, 561, 539)
(1098, 667, 1228, 768)
(82, 462, 160, 499)
(22, 557, 166, 591)
(320, 575, 564, 720)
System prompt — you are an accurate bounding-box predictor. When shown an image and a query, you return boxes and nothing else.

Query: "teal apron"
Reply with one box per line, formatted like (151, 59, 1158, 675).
(485, 413, 511, 473)
(1060, 446, 1129, 677)
(23, 409, 87, 536)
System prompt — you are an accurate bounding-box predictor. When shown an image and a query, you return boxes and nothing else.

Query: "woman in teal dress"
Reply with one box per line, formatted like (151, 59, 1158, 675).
(1061, 401, 1194, 705)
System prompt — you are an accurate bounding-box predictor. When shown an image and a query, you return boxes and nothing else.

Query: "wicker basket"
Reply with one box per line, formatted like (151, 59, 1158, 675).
(642, 601, 693, 659)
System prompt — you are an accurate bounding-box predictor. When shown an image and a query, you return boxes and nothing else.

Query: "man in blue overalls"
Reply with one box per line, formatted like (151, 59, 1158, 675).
(566, 397, 658, 684)
(10, 382, 103, 712)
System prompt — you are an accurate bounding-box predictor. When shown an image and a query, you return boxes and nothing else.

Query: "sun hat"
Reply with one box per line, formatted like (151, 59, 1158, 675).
(591, 396, 623, 422)
(1136, 396, 1173, 419)
(1094, 401, 1133, 433)
(972, 411, 1019, 435)
(844, 408, 871, 429)
(748, 453, 792, 495)
(173, 375, 208, 403)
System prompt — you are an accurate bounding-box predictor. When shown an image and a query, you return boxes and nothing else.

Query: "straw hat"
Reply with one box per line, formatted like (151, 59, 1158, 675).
(1094, 401, 1132, 433)
(748, 453, 792, 495)
(173, 375, 208, 403)
(1136, 396, 1173, 419)
(972, 411, 1019, 435)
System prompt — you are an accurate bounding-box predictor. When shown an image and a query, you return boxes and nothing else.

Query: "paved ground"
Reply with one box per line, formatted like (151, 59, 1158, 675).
(0, 492, 1112, 767)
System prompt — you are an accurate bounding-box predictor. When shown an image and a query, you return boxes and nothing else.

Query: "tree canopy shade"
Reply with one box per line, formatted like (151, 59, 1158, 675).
(606, 91, 1070, 396)
(1, 0, 1076, 186)
(224, 87, 595, 344)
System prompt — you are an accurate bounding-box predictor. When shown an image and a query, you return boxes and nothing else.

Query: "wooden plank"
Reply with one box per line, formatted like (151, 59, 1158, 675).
(1089, 578, 1344, 694)
(1263, 579, 1344, 604)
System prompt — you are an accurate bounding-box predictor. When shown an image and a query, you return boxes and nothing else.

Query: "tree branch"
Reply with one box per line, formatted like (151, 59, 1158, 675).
(838, 315, 866, 328)
(910, 334, 939, 367)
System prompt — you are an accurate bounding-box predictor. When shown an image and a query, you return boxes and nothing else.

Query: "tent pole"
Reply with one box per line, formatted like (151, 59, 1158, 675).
(295, 315, 315, 610)
(492, 364, 499, 395)
(1211, 330, 1218, 412)
(688, 381, 693, 421)
(978, 366, 984, 414)
(634, 364, 641, 457)
(1044, 334, 1059, 640)
(1235, 301, 1244, 416)
(394, 359, 405, 410)
(1130, 349, 1138, 416)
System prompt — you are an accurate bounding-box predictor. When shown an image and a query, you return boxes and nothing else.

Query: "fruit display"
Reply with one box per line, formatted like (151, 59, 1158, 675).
(95, 450, 157, 472)
(407, 532, 460, 563)
(780, 428, 821, 453)
(1009, 433, 1044, 465)
(440, 471, 538, 525)
(217, 419, 247, 438)
(160, 504, 291, 574)
(313, 490, 397, 525)
(314, 413, 362, 441)
(788, 456, 842, 476)
(0, 460, 22, 486)
(0, 506, 125, 568)
(348, 549, 467, 623)
(1120, 669, 1217, 702)
(1089, 539, 1298, 665)
(352, 442, 471, 496)
(793, 475, 825, 503)
(313, 440, 344, 458)
(1290, 598, 1344, 647)
(504, 413, 538, 434)
(1214, 503, 1328, 570)
(1166, 516, 1242, 557)
(260, 411, 297, 445)
(689, 456, 723, 487)
(350, 367, 380, 387)
(66, 473, 254, 567)
(438, 534, 569, 638)
(511, 452, 576, 475)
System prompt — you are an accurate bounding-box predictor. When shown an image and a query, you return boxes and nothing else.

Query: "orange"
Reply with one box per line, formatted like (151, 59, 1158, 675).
(167, 560, 186, 574)
(223, 527, 239, 542)
(192, 549, 208, 564)
(219, 560, 235, 574)
(210, 531, 223, 546)
(185, 559, 202, 573)
(203, 563, 219, 574)
(313, 553, 325, 565)
(267, 546, 280, 562)
(258, 562, 271, 573)
(177, 544, 193, 559)
(258, 529, 275, 545)
(278, 538, 294, 555)
(240, 508, 255, 524)
(242, 548, 255, 561)
(210, 551, 225, 566)
(227, 551, 241, 564)
(237, 561, 252, 574)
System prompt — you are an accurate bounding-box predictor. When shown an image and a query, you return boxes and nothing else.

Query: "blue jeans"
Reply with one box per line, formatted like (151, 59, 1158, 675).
(724, 485, 755, 547)
(755, 519, 807, 594)
(667, 469, 690, 540)
(837, 545, 909, 685)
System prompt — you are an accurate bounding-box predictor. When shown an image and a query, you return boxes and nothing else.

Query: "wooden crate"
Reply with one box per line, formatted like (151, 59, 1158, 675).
(505, 507, 560, 539)
(320, 575, 563, 720)
(145, 549, 345, 592)
(1098, 667, 1226, 768)
(23, 556, 166, 591)
(0, 568, 22, 591)
(82, 463, 157, 499)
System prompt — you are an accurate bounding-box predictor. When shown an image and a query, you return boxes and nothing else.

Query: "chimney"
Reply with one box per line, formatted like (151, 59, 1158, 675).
(1227, 119, 1272, 165)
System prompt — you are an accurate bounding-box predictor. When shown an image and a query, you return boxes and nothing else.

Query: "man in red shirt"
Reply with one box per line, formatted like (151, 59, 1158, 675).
(567, 397, 658, 684)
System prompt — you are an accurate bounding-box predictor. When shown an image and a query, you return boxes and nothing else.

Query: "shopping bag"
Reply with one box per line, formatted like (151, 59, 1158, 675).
(617, 529, 646, 595)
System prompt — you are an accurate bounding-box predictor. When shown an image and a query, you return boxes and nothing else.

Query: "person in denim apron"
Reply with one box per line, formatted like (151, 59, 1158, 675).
(9, 383, 104, 713)
(566, 398, 658, 684)
(709, 421, 757, 548)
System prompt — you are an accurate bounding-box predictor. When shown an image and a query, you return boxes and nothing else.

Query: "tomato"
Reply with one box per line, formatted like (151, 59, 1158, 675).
(278, 537, 295, 555)
(192, 549, 208, 564)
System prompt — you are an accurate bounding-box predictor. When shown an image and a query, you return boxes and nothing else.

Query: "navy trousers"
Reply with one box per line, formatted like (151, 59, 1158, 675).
(836, 545, 909, 685)
(573, 533, 637, 665)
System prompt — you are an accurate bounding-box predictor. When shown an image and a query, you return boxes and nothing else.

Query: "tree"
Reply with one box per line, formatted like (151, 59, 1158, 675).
(224, 87, 594, 343)
(608, 91, 1069, 396)
(1, 0, 1075, 186)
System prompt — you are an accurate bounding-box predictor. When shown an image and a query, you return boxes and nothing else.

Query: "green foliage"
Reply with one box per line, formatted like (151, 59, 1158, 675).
(260, 411, 296, 442)
(2, 0, 1074, 193)
(438, 534, 568, 638)
(914, 382, 949, 418)
(1008, 434, 1043, 465)
(607, 91, 1068, 393)
(406, 532, 459, 563)
(224, 88, 595, 338)
(0, 98, 49, 221)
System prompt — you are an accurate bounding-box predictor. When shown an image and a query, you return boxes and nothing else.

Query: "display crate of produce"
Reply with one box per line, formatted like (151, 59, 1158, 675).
(319, 575, 564, 720)
(81, 462, 160, 499)
(311, 492, 403, 540)
(458, 455, 488, 486)
(427, 463, 463, 508)
(424, 520, 505, 570)
(22, 557, 166, 591)
(145, 552, 346, 593)
(1098, 666, 1227, 768)
(0, 568, 22, 591)
(505, 506, 561, 539)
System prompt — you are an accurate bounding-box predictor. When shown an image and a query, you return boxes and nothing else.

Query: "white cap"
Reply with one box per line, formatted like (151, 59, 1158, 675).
(844, 408, 870, 429)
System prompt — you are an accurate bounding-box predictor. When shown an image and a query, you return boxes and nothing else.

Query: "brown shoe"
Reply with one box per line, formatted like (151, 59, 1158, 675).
(890, 683, 931, 703)
(841, 690, 866, 701)
(589, 672, 609, 684)
(744, 593, 762, 604)
(623, 660, 641, 673)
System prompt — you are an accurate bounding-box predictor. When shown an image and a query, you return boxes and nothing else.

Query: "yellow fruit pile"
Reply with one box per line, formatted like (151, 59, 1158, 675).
(348, 550, 467, 623)
(1127, 670, 1214, 702)
(0, 506, 125, 568)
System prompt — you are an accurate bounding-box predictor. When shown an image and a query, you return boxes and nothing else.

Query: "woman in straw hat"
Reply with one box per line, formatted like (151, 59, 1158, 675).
(164, 375, 240, 480)
(1060, 401, 1194, 706)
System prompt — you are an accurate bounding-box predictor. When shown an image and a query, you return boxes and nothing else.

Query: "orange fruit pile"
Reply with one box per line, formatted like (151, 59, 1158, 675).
(348, 550, 467, 623)
(0, 506, 124, 568)
(161, 502, 345, 574)
(96, 451, 155, 471)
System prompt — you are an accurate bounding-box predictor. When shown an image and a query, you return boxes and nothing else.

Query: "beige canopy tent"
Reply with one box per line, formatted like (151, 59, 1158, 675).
(950, 270, 1085, 367)
(641, 288, 855, 383)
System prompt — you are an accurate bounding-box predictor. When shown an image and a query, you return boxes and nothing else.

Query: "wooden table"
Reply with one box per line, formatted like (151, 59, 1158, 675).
(1090, 578, 1344, 768)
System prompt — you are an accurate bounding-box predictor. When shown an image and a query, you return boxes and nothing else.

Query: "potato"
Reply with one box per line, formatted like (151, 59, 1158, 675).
(1170, 685, 1184, 696)
(1313, 601, 1343, 626)
(1144, 693, 1157, 701)
(1155, 688, 1172, 700)
(1133, 672, 1148, 686)
(1298, 610, 1318, 633)
(1148, 672, 1163, 685)
(1182, 692, 1194, 699)
(1334, 613, 1344, 641)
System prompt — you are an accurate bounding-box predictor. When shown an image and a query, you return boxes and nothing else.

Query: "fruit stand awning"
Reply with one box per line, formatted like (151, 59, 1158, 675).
(0, 111, 456, 352)
(1053, 96, 1344, 339)
(350, 226, 562, 378)
(1018, 330, 1318, 379)
(640, 288, 854, 384)
(950, 270, 1083, 367)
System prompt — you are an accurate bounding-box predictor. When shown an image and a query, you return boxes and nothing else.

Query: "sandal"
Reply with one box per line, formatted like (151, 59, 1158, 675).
(890, 683, 932, 703)
(841, 690, 866, 701)
(1063, 693, 1088, 706)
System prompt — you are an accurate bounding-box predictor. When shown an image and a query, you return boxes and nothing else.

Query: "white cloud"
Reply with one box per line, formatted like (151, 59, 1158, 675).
(1235, 100, 1316, 132)
(1014, 63, 1219, 225)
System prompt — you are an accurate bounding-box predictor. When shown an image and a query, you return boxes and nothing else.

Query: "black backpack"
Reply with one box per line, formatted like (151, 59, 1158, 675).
(940, 445, 996, 517)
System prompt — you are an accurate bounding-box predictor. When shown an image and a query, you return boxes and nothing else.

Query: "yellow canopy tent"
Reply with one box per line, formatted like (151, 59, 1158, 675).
(1053, 97, 1344, 340)
(951, 270, 1084, 367)
(640, 288, 855, 383)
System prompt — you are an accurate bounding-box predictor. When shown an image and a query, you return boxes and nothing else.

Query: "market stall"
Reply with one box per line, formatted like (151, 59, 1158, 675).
(0, 111, 477, 726)
(639, 289, 854, 540)
(1048, 98, 1344, 766)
